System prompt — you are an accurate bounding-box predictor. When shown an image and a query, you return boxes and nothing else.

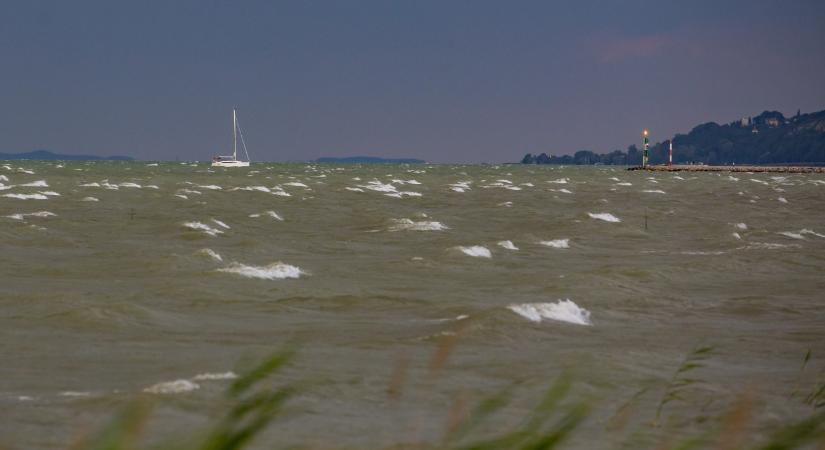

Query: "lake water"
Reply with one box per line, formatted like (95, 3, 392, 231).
(2, 161, 824, 448)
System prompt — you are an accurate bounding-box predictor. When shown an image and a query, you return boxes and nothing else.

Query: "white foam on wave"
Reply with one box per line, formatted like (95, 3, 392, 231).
(40, 191, 60, 196)
(198, 185, 222, 190)
(6, 211, 56, 220)
(539, 239, 570, 249)
(218, 262, 305, 280)
(615, 182, 632, 186)
(360, 181, 397, 193)
(508, 299, 592, 326)
(345, 187, 365, 192)
(211, 219, 230, 229)
(389, 218, 448, 231)
(197, 248, 223, 262)
(778, 197, 788, 203)
(144, 379, 200, 394)
(750, 178, 769, 185)
(182, 221, 224, 236)
(81, 196, 99, 202)
(119, 182, 142, 188)
(20, 180, 48, 187)
(0, 175, 8, 182)
(497, 240, 519, 250)
(778, 231, 805, 240)
(59, 391, 92, 397)
(456, 246, 492, 258)
(588, 212, 621, 222)
(498, 201, 513, 207)
(556, 188, 573, 194)
(386, 191, 422, 198)
(3, 193, 48, 200)
(547, 178, 569, 184)
(732, 232, 742, 240)
(284, 182, 309, 188)
(643, 190, 666, 194)
(192, 371, 238, 381)
(80, 182, 100, 187)
(735, 223, 748, 230)
(250, 210, 284, 221)
(801, 229, 825, 238)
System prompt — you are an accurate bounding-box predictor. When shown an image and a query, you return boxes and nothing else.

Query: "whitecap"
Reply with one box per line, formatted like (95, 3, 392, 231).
(198, 185, 222, 190)
(197, 248, 223, 262)
(20, 180, 48, 187)
(778, 231, 805, 240)
(389, 218, 448, 231)
(588, 212, 621, 223)
(732, 232, 742, 240)
(182, 221, 224, 236)
(508, 299, 592, 326)
(801, 229, 825, 239)
(497, 240, 519, 250)
(615, 182, 632, 186)
(217, 262, 305, 280)
(143, 379, 200, 394)
(3, 193, 48, 200)
(557, 188, 573, 194)
(778, 197, 788, 203)
(345, 187, 365, 192)
(283, 182, 309, 188)
(39, 191, 60, 196)
(119, 182, 142, 188)
(498, 201, 513, 207)
(539, 239, 570, 249)
(735, 223, 748, 230)
(81, 196, 99, 202)
(175, 194, 188, 200)
(80, 182, 100, 187)
(643, 190, 666, 194)
(547, 178, 568, 184)
(192, 371, 238, 381)
(0, 175, 8, 182)
(211, 219, 230, 229)
(59, 391, 92, 397)
(456, 246, 492, 258)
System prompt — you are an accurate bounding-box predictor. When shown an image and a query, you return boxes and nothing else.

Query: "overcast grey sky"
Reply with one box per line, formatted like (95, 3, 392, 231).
(2, 0, 824, 162)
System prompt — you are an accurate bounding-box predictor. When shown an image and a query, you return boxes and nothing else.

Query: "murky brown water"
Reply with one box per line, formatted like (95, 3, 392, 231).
(2, 161, 824, 448)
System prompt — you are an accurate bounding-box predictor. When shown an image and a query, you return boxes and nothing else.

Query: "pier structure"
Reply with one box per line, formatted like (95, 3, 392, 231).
(628, 165, 825, 173)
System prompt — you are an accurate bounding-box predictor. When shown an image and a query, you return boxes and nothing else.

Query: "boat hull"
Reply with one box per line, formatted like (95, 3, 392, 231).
(211, 160, 250, 168)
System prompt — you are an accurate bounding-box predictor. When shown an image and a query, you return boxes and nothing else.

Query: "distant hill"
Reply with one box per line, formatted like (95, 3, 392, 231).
(521, 109, 825, 165)
(0, 150, 133, 161)
(315, 156, 426, 164)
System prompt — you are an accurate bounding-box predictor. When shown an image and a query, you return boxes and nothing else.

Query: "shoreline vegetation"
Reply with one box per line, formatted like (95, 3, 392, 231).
(521, 109, 825, 167)
(67, 345, 825, 450)
(628, 164, 825, 173)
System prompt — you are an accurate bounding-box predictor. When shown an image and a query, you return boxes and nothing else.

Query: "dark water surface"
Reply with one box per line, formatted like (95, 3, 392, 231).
(1, 161, 824, 448)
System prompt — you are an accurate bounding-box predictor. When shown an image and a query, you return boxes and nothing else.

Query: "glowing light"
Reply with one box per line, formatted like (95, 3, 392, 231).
(643, 129, 649, 136)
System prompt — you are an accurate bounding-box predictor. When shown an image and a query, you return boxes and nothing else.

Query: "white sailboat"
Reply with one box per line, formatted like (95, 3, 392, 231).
(212, 109, 250, 168)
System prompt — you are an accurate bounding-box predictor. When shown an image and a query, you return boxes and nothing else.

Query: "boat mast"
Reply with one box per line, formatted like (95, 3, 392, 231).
(233, 109, 238, 160)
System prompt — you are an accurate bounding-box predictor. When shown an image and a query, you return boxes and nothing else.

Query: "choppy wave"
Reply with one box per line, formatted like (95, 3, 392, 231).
(389, 218, 448, 231)
(508, 299, 592, 326)
(192, 371, 238, 381)
(3, 193, 48, 200)
(143, 379, 200, 394)
(497, 240, 519, 250)
(182, 221, 224, 236)
(588, 212, 621, 223)
(456, 246, 492, 258)
(197, 248, 223, 262)
(539, 239, 570, 249)
(217, 262, 305, 280)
